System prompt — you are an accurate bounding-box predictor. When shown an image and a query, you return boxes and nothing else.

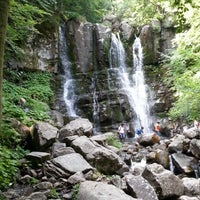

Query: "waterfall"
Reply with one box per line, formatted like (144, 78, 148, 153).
(109, 33, 132, 91)
(132, 37, 153, 133)
(92, 76, 101, 133)
(109, 33, 153, 134)
(169, 155, 175, 172)
(59, 25, 77, 117)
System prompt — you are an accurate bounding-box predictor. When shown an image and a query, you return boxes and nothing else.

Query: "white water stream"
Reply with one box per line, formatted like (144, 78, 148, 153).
(132, 37, 153, 133)
(109, 33, 153, 133)
(59, 25, 77, 117)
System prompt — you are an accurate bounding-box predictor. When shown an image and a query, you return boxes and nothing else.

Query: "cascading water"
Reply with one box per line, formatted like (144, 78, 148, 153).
(59, 25, 77, 117)
(109, 33, 153, 134)
(92, 76, 101, 133)
(132, 37, 153, 133)
(109, 33, 132, 92)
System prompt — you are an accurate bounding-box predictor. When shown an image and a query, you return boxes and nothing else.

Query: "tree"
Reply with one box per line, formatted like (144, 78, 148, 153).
(0, 0, 9, 126)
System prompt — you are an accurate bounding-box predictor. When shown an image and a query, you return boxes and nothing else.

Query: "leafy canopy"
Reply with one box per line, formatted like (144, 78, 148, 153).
(111, 0, 197, 30)
(164, 4, 200, 122)
(6, 0, 47, 59)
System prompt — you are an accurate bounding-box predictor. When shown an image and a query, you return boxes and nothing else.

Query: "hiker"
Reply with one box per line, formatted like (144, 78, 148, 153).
(194, 120, 200, 129)
(118, 123, 127, 142)
(136, 126, 144, 136)
(154, 122, 161, 135)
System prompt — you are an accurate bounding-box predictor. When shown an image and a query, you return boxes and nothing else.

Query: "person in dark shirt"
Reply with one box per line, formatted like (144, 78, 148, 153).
(136, 126, 144, 135)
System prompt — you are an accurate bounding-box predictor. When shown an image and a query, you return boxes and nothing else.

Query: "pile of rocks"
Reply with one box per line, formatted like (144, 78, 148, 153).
(2, 118, 200, 200)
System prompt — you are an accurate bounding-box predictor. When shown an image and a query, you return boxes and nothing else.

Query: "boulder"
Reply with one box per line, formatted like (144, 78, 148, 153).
(71, 136, 127, 174)
(182, 177, 200, 196)
(26, 152, 51, 167)
(52, 153, 93, 174)
(155, 149, 169, 169)
(189, 139, 200, 159)
(91, 132, 115, 146)
(137, 133, 160, 146)
(183, 127, 198, 139)
(50, 110, 65, 128)
(125, 174, 158, 200)
(171, 153, 198, 176)
(59, 118, 93, 141)
(30, 122, 58, 151)
(168, 135, 186, 153)
(178, 196, 200, 200)
(142, 163, 184, 199)
(77, 181, 137, 200)
(44, 153, 93, 179)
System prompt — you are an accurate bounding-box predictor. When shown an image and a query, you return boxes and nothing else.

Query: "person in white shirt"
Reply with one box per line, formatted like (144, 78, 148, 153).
(118, 123, 127, 142)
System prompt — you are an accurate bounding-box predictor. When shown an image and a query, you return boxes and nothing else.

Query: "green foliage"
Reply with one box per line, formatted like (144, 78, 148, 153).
(29, 177, 39, 185)
(6, 0, 47, 59)
(164, 5, 200, 122)
(3, 69, 54, 126)
(30, 0, 112, 24)
(6, 0, 112, 60)
(48, 188, 59, 199)
(112, 0, 173, 26)
(111, 0, 197, 30)
(106, 135, 122, 149)
(0, 120, 20, 148)
(72, 183, 80, 200)
(0, 145, 28, 191)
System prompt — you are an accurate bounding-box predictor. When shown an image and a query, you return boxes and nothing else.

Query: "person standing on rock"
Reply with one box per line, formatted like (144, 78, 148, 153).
(136, 126, 144, 136)
(154, 121, 161, 135)
(118, 123, 127, 142)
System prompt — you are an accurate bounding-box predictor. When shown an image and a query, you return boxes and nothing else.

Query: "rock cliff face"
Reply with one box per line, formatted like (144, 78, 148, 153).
(12, 18, 176, 133)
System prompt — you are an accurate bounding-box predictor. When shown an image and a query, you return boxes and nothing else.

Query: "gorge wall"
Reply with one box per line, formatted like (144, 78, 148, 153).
(12, 17, 176, 134)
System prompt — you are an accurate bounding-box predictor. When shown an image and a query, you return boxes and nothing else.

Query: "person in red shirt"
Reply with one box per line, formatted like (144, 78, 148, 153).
(154, 122, 161, 135)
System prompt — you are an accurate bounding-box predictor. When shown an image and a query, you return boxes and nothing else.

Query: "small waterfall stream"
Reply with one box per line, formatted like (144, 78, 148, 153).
(59, 25, 77, 117)
(109, 33, 153, 133)
(132, 38, 153, 133)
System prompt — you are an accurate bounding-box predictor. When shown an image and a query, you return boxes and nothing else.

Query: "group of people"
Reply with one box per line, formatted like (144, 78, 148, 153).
(135, 122, 161, 136)
(117, 121, 161, 142)
(118, 119, 200, 142)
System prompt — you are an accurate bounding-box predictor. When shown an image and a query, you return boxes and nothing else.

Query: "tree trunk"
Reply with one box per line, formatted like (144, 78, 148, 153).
(0, 0, 9, 126)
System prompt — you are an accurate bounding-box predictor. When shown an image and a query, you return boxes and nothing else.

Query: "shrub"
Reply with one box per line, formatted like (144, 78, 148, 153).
(106, 135, 122, 149)
(0, 146, 28, 191)
(72, 183, 80, 200)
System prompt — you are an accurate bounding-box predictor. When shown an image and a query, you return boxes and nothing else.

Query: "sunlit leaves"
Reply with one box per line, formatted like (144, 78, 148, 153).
(166, 4, 200, 121)
(6, 0, 47, 59)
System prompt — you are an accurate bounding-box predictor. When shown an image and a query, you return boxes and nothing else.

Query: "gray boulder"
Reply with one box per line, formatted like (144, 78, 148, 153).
(59, 118, 93, 142)
(182, 177, 200, 196)
(189, 139, 200, 159)
(178, 196, 200, 200)
(30, 122, 58, 151)
(44, 153, 93, 179)
(171, 153, 198, 176)
(52, 153, 93, 174)
(26, 152, 50, 167)
(142, 163, 184, 199)
(125, 174, 158, 200)
(77, 181, 137, 200)
(71, 136, 127, 174)
(168, 134, 186, 153)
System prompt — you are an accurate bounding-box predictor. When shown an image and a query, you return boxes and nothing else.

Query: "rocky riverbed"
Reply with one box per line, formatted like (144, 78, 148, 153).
(1, 118, 200, 200)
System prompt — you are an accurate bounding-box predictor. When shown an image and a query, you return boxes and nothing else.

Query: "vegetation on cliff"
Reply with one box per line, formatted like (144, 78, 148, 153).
(163, 3, 200, 122)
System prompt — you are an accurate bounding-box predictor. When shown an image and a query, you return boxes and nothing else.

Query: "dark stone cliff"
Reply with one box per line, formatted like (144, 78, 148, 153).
(8, 17, 176, 132)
